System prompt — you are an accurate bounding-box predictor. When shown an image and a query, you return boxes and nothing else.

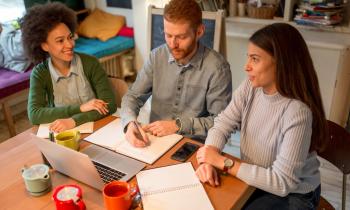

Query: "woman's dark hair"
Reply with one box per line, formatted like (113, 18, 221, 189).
(21, 2, 77, 64)
(249, 23, 328, 153)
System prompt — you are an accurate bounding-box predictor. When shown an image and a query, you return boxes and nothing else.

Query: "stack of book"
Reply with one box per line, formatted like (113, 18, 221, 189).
(294, 0, 347, 27)
(197, 0, 228, 13)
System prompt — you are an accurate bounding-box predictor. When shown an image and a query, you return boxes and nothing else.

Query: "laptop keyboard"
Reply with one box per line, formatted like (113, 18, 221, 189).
(92, 161, 126, 183)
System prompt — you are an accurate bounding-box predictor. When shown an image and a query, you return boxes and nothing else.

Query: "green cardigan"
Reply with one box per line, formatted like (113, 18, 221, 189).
(27, 53, 116, 126)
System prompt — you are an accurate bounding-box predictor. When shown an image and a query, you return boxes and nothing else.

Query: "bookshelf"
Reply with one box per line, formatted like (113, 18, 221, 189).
(224, 0, 350, 33)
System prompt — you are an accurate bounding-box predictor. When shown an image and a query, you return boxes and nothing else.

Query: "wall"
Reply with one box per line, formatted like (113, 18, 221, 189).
(82, 1, 350, 125)
(226, 21, 350, 125)
(131, 0, 170, 70)
(85, 0, 156, 71)
(84, 0, 134, 26)
(131, 0, 148, 70)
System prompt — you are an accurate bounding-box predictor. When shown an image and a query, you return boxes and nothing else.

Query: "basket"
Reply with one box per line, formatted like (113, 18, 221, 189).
(247, 4, 276, 19)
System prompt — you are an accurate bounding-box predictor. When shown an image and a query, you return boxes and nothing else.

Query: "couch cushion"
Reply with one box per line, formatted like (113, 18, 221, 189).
(77, 9, 125, 42)
(74, 36, 134, 58)
(0, 67, 31, 99)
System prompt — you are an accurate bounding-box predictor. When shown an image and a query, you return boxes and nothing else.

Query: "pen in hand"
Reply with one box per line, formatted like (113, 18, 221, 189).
(49, 131, 54, 142)
(132, 121, 148, 145)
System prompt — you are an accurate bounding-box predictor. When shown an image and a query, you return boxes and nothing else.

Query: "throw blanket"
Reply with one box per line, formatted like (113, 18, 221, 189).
(0, 22, 30, 73)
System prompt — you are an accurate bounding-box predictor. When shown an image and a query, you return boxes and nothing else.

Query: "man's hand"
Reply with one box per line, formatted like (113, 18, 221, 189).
(49, 118, 76, 133)
(196, 145, 225, 170)
(143, 120, 179, 136)
(196, 163, 220, 187)
(125, 121, 150, 147)
(80, 99, 109, 115)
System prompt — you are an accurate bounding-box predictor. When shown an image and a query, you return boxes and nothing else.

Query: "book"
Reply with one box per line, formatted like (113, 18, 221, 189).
(84, 118, 183, 164)
(36, 122, 94, 138)
(136, 162, 214, 210)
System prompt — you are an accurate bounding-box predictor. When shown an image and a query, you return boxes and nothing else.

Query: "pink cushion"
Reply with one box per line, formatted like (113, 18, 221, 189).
(0, 67, 32, 99)
(117, 26, 134, 38)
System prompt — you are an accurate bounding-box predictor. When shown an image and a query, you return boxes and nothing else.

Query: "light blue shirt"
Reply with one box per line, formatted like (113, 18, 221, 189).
(49, 54, 95, 107)
(121, 43, 232, 141)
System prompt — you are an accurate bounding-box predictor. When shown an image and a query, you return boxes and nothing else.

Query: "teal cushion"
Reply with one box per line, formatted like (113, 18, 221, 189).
(74, 36, 134, 58)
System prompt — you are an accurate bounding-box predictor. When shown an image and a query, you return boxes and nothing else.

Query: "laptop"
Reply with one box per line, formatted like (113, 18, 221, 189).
(32, 134, 145, 191)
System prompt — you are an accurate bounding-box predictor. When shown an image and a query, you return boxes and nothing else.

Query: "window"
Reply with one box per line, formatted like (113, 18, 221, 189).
(0, 0, 25, 22)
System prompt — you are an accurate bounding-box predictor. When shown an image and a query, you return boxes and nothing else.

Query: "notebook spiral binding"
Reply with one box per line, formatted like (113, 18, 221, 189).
(141, 183, 201, 196)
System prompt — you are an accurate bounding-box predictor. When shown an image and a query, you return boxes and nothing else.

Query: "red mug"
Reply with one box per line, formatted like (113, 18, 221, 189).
(103, 181, 138, 210)
(52, 184, 86, 210)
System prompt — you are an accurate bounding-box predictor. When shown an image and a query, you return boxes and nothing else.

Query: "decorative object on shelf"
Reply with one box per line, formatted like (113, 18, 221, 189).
(197, 0, 229, 15)
(247, 4, 276, 18)
(238, 0, 247, 16)
(247, 0, 277, 19)
(294, 0, 348, 27)
(230, 0, 238, 16)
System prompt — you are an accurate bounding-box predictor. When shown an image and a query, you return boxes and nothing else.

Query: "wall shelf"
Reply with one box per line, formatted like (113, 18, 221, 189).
(226, 0, 350, 34)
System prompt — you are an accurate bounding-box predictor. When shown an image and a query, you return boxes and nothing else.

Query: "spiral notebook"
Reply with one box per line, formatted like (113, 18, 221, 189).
(136, 162, 214, 210)
(84, 118, 183, 164)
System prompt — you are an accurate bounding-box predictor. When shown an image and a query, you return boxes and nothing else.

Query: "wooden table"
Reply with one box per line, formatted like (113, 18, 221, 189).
(0, 116, 254, 210)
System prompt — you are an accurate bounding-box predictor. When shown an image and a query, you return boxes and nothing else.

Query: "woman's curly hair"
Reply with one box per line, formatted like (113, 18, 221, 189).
(21, 2, 77, 64)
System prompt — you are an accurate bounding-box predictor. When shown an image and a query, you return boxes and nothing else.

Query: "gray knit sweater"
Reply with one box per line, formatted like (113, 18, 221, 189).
(206, 79, 320, 196)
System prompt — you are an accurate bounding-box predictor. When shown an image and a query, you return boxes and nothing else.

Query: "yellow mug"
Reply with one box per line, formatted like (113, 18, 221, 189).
(55, 130, 81, 151)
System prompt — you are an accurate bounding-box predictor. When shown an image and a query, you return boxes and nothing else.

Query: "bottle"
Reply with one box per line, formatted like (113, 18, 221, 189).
(230, 0, 238, 16)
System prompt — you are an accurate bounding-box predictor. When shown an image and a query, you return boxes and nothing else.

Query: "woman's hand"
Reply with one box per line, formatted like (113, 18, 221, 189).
(195, 163, 220, 187)
(196, 145, 225, 170)
(49, 118, 76, 133)
(80, 99, 109, 115)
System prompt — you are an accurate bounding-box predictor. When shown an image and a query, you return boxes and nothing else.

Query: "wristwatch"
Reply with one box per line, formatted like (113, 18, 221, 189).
(222, 158, 234, 175)
(175, 118, 182, 134)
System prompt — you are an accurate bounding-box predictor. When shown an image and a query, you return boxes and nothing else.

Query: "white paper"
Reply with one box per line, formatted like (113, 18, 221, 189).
(112, 108, 121, 117)
(136, 163, 214, 210)
(36, 122, 94, 138)
(84, 118, 183, 164)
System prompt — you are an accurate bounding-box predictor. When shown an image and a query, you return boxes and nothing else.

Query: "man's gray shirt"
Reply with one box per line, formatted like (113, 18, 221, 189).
(121, 43, 232, 141)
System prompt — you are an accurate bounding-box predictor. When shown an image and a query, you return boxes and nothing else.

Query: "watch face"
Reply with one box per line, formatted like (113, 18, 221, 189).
(224, 159, 234, 168)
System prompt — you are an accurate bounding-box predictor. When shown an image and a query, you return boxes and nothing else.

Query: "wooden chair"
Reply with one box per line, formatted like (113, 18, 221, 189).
(317, 120, 350, 210)
(0, 68, 32, 137)
(108, 77, 129, 108)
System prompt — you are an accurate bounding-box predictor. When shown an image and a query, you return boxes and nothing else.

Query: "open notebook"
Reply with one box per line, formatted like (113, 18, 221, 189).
(84, 118, 183, 164)
(36, 122, 94, 138)
(136, 162, 214, 210)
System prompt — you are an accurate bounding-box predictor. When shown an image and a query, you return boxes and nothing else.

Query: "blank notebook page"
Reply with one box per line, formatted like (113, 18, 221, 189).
(136, 162, 214, 210)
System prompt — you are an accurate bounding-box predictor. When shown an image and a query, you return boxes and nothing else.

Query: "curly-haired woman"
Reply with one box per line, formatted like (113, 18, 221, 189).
(22, 2, 116, 132)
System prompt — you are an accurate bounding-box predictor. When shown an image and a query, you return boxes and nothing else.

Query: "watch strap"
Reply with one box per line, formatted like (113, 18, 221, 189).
(222, 158, 234, 175)
(175, 118, 182, 134)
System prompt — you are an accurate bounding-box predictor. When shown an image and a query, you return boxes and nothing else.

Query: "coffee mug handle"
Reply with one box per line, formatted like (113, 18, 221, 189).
(129, 183, 139, 198)
(41, 174, 50, 181)
(76, 131, 81, 142)
(21, 164, 29, 174)
(76, 199, 86, 210)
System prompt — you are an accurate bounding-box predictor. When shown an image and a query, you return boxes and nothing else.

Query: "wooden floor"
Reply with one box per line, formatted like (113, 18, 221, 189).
(0, 112, 348, 209)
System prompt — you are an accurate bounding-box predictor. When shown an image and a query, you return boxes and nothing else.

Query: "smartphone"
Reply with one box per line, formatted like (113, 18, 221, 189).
(171, 142, 199, 162)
